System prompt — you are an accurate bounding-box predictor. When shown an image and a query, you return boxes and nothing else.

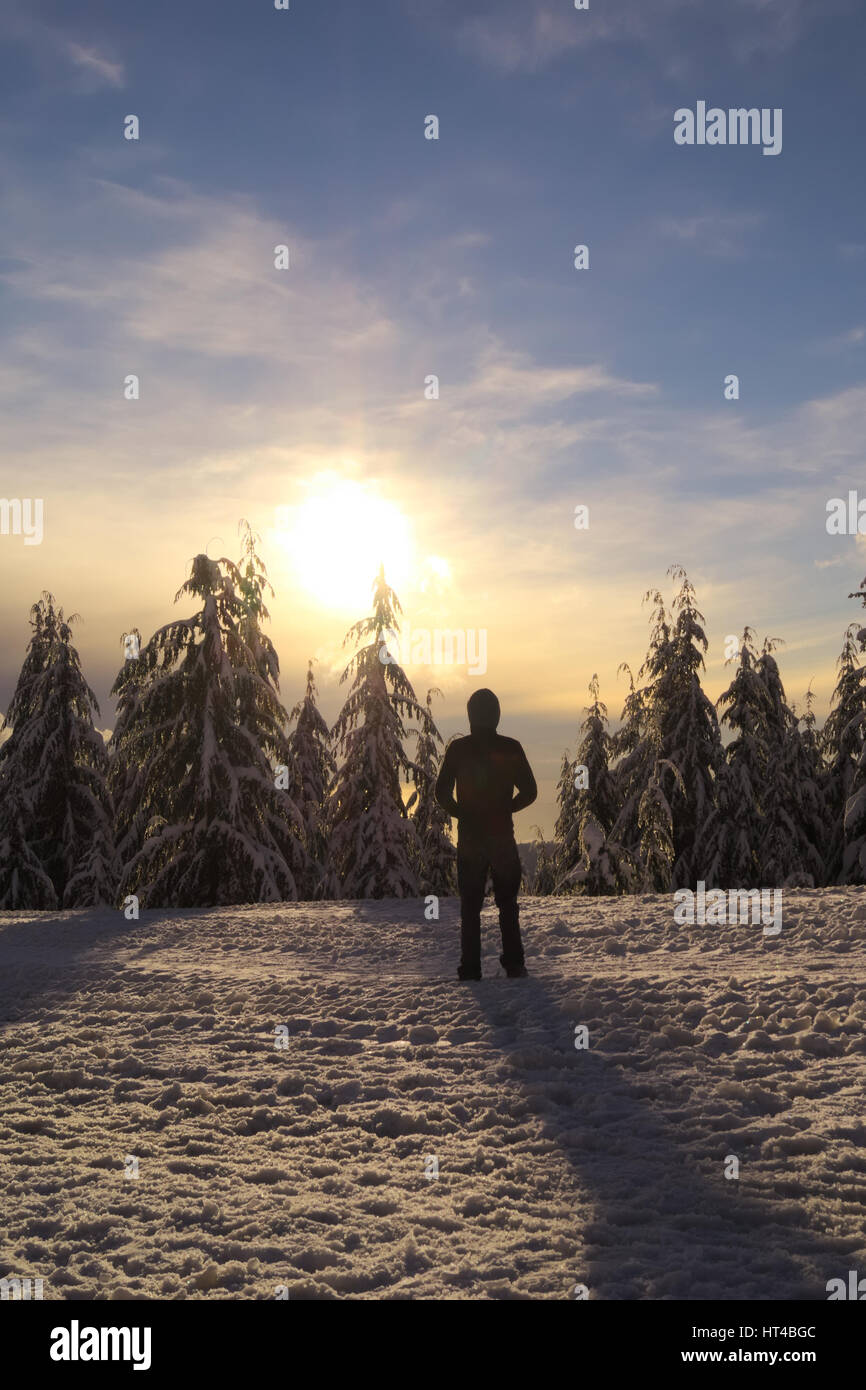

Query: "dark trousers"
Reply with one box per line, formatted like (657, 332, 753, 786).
(456, 835, 524, 973)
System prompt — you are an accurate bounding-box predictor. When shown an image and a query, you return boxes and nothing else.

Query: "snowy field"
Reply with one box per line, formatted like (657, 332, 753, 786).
(1, 892, 865, 1301)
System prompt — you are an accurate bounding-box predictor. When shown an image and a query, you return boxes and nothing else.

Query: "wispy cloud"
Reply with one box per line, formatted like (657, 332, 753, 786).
(814, 326, 866, 355)
(65, 40, 124, 89)
(1, 179, 394, 366)
(405, 0, 823, 74)
(455, 7, 592, 76)
(656, 210, 766, 259)
(2, 5, 125, 90)
(402, 0, 661, 75)
(427, 343, 657, 416)
(1, 167, 865, 759)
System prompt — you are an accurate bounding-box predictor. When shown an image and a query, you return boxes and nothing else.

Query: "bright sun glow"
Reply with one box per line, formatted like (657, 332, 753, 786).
(276, 477, 413, 613)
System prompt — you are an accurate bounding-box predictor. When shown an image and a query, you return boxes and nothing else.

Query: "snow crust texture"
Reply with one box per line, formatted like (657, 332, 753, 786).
(1, 891, 864, 1300)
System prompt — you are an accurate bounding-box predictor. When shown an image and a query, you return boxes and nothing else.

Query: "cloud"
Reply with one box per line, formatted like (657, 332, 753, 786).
(2, 166, 866, 756)
(655, 210, 766, 259)
(401, 0, 665, 74)
(1, 179, 395, 367)
(2, 5, 125, 91)
(455, 7, 592, 75)
(65, 41, 124, 90)
(405, 0, 824, 75)
(431, 343, 656, 417)
(814, 326, 866, 355)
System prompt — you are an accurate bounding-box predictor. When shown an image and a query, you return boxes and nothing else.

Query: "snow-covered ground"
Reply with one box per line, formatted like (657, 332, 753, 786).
(1, 891, 864, 1300)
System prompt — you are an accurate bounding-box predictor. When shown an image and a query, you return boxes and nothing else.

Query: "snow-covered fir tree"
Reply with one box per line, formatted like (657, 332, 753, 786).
(606, 571, 721, 889)
(610, 623, 666, 863)
(828, 576, 866, 884)
(636, 755, 683, 892)
(554, 675, 622, 894)
(781, 687, 828, 885)
(696, 628, 768, 889)
(0, 593, 117, 907)
(407, 689, 456, 896)
(285, 660, 338, 899)
(755, 642, 823, 885)
(0, 786, 59, 908)
(823, 622, 866, 883)
(328, 567, 426, 898)
(108, 627, 154, 873)
(552, 751, 580, 889)
(235, 520, 281, 692)
(528, 826, 558, 895)
(230, 521, 310, 888)
(648, 567, 722, 888)
(841, 750, 866, 884)
(0, 594, 59, 907)
(119, 552, 306, 906)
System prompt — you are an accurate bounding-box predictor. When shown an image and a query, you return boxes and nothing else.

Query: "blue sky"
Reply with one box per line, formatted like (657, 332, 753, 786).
(2, 0, 866, 833)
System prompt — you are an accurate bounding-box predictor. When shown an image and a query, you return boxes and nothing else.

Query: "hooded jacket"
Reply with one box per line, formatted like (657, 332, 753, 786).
(434, 689, 537, 841)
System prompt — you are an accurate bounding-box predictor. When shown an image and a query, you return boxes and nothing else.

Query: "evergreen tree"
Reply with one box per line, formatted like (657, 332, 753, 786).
(650, 567, 722, 887)
(0, 787, 59, 909)
(555, 675, 622, 894)
(841, 750, 866, 884)
(119, 552, 306, 906)
(108, 627, 154, 873)
(573, 675, 619, 833)
(0, 594, 117, 907)
(609, 571, 721, 889)
(328, 567, 425, 898)
(232, 521, 310, 888)
(609, 661, 655, 866)
(698, 631, 825, 889)
(697, 628, 768, 889)
(407, 690, 456, 896)
(236, 520, 281, 693)
(285, 660, 338, 899)
(830, 577, 866, 884)
(527, 826, 558, 895)
(782, 688, 828, 886)
(823, 622, 866, 882)
(0, 595, 59, 907)
(756, 646, 824, 886)
(553, 751, 580, 890)
(636, 755, 683, 892)
(756, 644, 828, 884)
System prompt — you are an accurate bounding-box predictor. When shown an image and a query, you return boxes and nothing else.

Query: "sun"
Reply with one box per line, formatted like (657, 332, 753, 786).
(275, 477, 413, 613)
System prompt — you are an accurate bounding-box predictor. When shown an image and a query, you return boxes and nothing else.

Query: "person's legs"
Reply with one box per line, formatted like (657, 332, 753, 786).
(489, 837, 525, 973)
(456, 847, 487, 978)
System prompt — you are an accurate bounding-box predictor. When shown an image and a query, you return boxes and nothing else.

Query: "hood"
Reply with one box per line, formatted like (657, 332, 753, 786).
(467, 687, 500, 732)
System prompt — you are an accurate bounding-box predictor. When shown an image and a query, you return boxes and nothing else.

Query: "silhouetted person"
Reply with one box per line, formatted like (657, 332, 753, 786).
(434, 688, 537, 980)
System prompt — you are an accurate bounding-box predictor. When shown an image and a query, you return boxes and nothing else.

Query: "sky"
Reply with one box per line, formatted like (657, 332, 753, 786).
(2, 0, 866, 835)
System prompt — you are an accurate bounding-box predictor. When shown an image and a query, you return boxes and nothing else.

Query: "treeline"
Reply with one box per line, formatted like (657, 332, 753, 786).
(533, 564, 866, 895)
(0, 524, 455, 909)
(2, 545, 866, 909)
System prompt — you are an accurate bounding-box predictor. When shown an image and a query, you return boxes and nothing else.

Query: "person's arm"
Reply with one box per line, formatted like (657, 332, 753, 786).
(511, 744, 537, 813)
(434, 744, 459, 818)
